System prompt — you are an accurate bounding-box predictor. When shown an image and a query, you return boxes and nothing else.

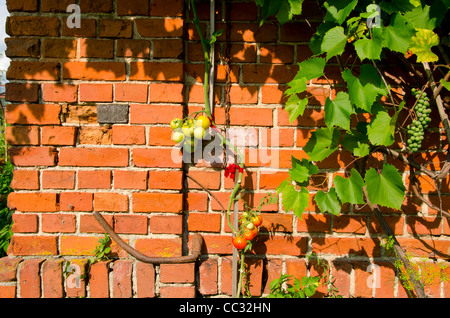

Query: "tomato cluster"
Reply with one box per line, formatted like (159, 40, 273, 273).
(170, 115, 211, 152)
(232, 212, 263, 251)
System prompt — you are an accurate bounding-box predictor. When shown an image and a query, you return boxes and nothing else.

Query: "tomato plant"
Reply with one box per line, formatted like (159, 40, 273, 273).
(232, 236, 247, 250)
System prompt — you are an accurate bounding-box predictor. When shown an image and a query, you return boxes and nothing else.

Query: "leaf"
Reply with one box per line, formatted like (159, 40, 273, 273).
(324, 91, 354, 130)
(367, 110, 395, 146)
(440, 77, 450, 91)
(321, 26, 348, 61)
(314, 188, 341, 216)
(303, 127, 341, 162)
(342, 64, 387, 113)
(382, 14, 415, 54)
(285, 76, 307, 96)
(409, 28, 440, 63)
(285, 94, 308, 123)
(341, 128, 371, 157)
(297, 57, 326, 81)
(354, 27, 384, 61)
(333, 168, 365, 204)
(281, 184, 310, 218)
(403, 5, 437, 30)
(323, 0, 358, 25)
(364, 164, 406, 210)
(288, 0, 304, 15)
(289, 156, 319, 184)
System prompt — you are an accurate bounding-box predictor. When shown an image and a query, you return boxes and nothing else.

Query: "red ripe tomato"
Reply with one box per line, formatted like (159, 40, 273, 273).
(232, 236, 247, 250)
(243, 227, 258, 241)
(252, 215, 263, 227)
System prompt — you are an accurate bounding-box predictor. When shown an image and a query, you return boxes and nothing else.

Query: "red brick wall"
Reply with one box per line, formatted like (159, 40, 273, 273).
(1, 0, 449, 298)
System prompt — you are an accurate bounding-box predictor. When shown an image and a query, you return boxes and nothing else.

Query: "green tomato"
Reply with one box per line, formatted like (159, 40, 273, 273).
(193, 127, 206, 140)
(170, 118, 182, 130)
(172, 131, 185, 143)
(182, 124, 195, 137)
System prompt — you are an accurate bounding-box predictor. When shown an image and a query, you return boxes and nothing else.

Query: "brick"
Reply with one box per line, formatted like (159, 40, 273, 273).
(187, 170, 221, 190)
(188, 212, 221, 232)
(135, 18, 184, 37)
(89, 261, 110, 298)
(373, 261, 396, 298)
(42, 214, 76, 233)
(42, 38, 77, 58)
(80, 39, 114, 58)
(133, 193, 183, 213)
(148, 126, 174, 146)
(42, 170, 75, 189)
(130, 62, 183, 81)
(331, 260, 351, 298)
(228, 86, 258, 104)
(311, 237, 381, 257)
(97, 104, 129, 124)
(59, 148, 129, 167)
(160, 263, 195, 283)
(216, 107, 272, 126)
(6, 0, 38, 11)
(41, 126, 77, 145)
(94, 193, 129, 212)
(7, 61, 60, 81)
(112, 260, 133, 298)
(11, 214, 38, 233)
(353, 261, 373, 298)
(149, 0, 184, 17)
(41, 0, 76, 12)
(186, 192, 208, 212)
(79, 0, 113, 13)
(112, 126, 146, 145)
(130, 104, 183, 124)
(149, 215, 183, 234)
(149, 83, 185, 102)
(406, 216, 442, 236)
(63, 105, 97, 124)
(148, 170, 183, 190)
(135, 262, 155, 298)
(42, 259, 64, 298)
(228, 43, 257, 63)
(259, 171, 289, 190)
(114, 215, 148, 234)
(8, 145, 55, 167)
(99, 19, 133, 38)
(60, 192, 93, 211)
(10, 170, 39, 190)
(42, 83, 78, 102)
(242, 64, 298, 84)
(79, 84, 113, 102)
(79, 127, 112, 145)
(114, 170, 147, 190)
(0, 285, 15, 298)
(62, 18, 96, 37)
(153, 39, 183, 58)
(6, 16, 60, 36)
(80, 214, 113, 233)
(260, 127, 294, 147)
(261, 85, 287, 104)
(280, 21, 316, 42)
(333, 215, 367, 234)
(133, 148, 182, 168)
(8, 192, 58, 212)
(60, 236, 101, 256)
(62, 62, 126, 81)
(5, 126, 39, 145)
(0, 257, 22, 282)
(6, 104, 61, 125)
(117, 0, 149, 15)
(19, 259, 44, 298)
(198, 259, 218, 295)
(222, 22, 277, 42)
(368, 215, 404, 236)
(277, 107, 325, 127)
(260, 44, 294, 64)
(65, 259, 88, 298)
(8, 236, 58, 256)
(5, 83, 39, 102)
(78, 170, 111, 189)
(116, 39, 150, 58)
(114, 83, 149, 103)
(159, 285, 196, 298)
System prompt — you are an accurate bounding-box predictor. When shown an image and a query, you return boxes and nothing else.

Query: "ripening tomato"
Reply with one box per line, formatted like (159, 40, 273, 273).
(170, 118, 182, 130)
(252, 215, 263, 227)
(243, 227, 258, 241)
(232, 236, 247, 250)
(171, 131, 185, 143)
(193, 126, 206, 140)
(195, 115, 211, 130)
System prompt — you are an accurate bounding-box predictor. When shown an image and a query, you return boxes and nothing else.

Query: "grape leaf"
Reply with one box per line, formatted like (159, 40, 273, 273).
(324, 91, 354, 131)
(440, 77, 450, 91)
(341, 128, 370, 157)
(303, 127, 340, 162)
(288, 0, 304, 15)
(285, 94, 308, 123)
(342, 64, 387, 113)
(280, 183, 310, 218)
(364, 164, 406, 210)
(403, 5, 437, 30)
(323, 0, 358, 25)
(333, 168, 365, 204)
(289, 156, 319, 184)
(314, 188, 341, 215)
(285, 76, 307, 96)
(321, 26, 348, 61)
(382, 14, 415, 54)
(409, 28, 440, 63)
(354, 27, 384, 61)
(297, 57, 326, 81)
(367, 110, 395, 146)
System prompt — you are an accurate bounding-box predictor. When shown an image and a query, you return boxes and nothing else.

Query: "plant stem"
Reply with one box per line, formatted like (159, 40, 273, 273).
(236, 251, 246, 298)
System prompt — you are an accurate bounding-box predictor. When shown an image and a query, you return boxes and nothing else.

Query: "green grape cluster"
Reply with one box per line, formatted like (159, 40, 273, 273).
(406, 88, 432, 152)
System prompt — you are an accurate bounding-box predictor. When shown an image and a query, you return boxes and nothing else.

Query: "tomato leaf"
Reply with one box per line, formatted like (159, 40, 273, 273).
(364, 164, 406, 210)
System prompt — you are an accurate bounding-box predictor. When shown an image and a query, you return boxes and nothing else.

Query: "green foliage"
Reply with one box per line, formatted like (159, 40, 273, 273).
(0, 162, 13, 257)
(267, 274, 320, 298)
(88, 234, 113, 265)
